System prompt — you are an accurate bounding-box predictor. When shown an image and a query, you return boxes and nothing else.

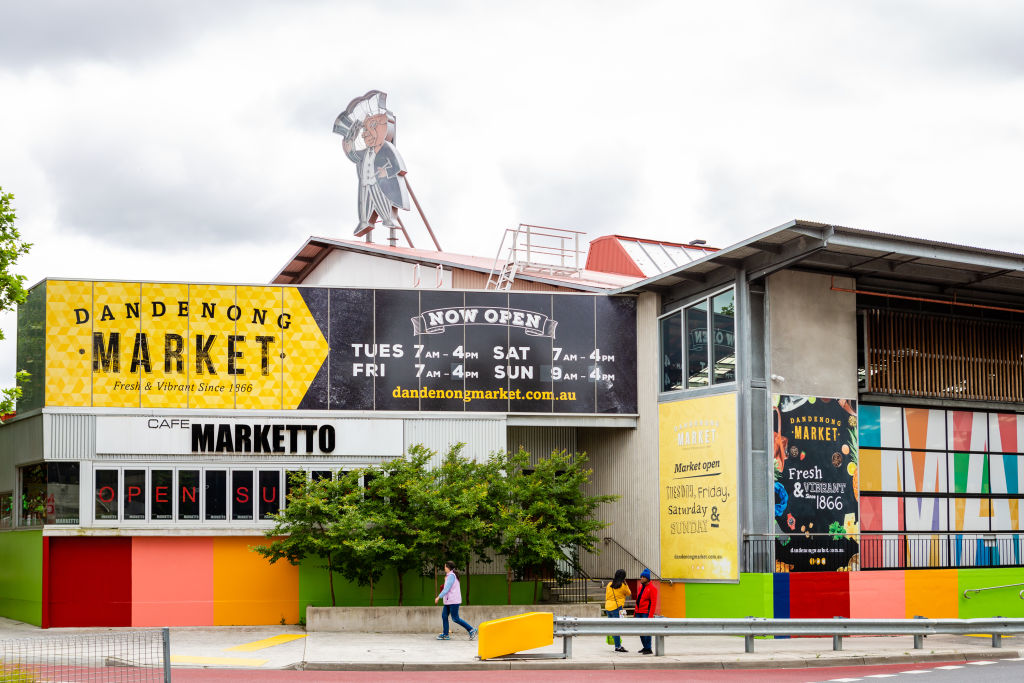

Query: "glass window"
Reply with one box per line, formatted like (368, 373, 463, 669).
(711, 290, 735, 384)
(124, 470, 146, 520)
(685, 301, 709, 388)
(95, 470, 119, 521)
(660, 312, 682, 392)
(46, 462, 80, 524)
(19, 464, 46, 526)
(285, 470, 305, 504)
(178, 470, 200, 520)
(151, 470, 173, 520)
(0, 492, 12, 529)
(312, 470, 332, 482)
(232, 470, 254, 521)
(259, 470, 281, 520)
(205, 470, 227, 521)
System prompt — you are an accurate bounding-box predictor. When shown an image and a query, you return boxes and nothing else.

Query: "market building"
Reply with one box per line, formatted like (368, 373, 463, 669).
(3, 87, 1023, 626)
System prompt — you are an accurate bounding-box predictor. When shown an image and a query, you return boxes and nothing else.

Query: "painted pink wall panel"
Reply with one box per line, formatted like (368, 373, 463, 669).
(788, 572, 850, 618)
(132, 537, 214, 626)
(849, 570, 905, 618)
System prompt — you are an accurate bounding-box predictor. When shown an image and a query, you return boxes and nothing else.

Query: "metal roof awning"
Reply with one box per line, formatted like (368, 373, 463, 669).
(618, 220, 1024, 305)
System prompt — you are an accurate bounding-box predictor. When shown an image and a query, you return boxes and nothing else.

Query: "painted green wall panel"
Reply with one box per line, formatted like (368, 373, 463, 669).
(958, 568, 1024, 618)
(684, 573, 774, 618)
(0, 530, 43, 625)
(298, 558, 535, 615)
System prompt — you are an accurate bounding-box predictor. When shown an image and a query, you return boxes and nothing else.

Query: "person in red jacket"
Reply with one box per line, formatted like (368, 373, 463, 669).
(634, 568, 659, 654)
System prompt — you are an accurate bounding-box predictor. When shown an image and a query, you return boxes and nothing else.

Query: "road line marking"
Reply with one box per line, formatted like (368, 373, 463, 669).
(171, 655, 269, 667)
(900, 671, 930, 675)
(935, 665, 963, 669)
(225, 634, 307, 652)
(865, 675, 897, 678)
(967, 660, 996, 665)
(828, 678, 862, 682)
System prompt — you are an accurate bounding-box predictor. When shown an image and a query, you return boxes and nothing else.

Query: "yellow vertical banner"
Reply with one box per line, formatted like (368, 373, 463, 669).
(188, 284, 237, 410)
(234, 286, 284, 410)
(659, 393, 738, 581)
(92, 281, 142, 407)
(45, 280, 94, 407)
(280, 288, 329, 410)
(141, 283, 191, 409)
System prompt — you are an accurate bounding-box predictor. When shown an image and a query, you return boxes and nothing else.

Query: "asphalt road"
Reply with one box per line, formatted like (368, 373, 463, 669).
(170, 659, 1024, 682)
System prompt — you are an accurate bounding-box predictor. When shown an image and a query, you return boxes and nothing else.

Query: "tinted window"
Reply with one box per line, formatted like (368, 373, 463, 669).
(124, 470, 146, 520)
(178, 470, 200, 520)
(95, 469, 119, 521)
(205, 470, 227, 520)
(151, 470, 173, 520)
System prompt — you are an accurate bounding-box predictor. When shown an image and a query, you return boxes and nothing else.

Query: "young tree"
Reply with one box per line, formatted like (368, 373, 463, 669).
(0, 187, 32, 415)
(254, 472, 352, 606)
(488, 448, 618, 604)
(360, 450, 432, 606)
(410, 443, 491, 603)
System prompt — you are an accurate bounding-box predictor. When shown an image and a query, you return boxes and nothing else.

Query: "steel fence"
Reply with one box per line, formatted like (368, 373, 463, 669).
(551, 616, 1024, 658)
(0, 628, 169, 682)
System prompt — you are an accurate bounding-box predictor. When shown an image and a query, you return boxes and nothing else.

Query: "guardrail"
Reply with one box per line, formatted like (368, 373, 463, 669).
(550, 617, 1024, 658)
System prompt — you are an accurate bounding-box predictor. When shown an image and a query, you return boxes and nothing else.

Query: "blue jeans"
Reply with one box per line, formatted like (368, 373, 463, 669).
(441, 603, 473, 636)
(635, 611, 651, 650)
(605, 608, 622, 647)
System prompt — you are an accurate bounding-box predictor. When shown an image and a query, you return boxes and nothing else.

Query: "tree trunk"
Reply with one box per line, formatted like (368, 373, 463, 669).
(464, 562, 471, 606)
(369, 576, 375, 606)
(532, 578, 539, 604)
(506, 566, 513, 605)
(397, 566, 405, 606)
(326, 556, 337, 606)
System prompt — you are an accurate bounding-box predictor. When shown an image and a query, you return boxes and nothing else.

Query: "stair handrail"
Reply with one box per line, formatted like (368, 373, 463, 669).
(963, 582, 1024, 599)
(602, 537, 660, 579)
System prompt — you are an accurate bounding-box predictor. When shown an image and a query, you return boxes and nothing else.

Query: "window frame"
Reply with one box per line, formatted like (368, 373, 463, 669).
(658, 285, 737, 396)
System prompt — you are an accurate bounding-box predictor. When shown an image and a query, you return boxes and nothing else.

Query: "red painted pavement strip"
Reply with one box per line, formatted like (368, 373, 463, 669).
(172, 661, 966, 682)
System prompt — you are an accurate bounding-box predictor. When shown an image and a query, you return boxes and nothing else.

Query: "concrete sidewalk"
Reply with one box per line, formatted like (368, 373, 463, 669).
(1, 618, 1021, 671)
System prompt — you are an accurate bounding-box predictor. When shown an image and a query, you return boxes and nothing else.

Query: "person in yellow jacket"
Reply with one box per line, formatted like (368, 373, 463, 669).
(604, 568, 630, 652)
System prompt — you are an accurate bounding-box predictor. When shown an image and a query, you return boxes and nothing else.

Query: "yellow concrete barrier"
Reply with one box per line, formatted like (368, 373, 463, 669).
(477, 611, 554, 660)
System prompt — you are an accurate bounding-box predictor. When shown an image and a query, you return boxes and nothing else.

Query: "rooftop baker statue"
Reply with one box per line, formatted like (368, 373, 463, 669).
(333, 90, 411, 244)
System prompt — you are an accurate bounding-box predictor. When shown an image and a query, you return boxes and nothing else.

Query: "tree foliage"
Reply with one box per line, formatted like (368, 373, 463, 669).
(0, 187, 32, 415)
(253, 444, 617, 608)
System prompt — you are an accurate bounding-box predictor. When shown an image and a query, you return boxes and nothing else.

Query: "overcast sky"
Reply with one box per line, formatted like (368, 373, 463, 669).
(2, 0, 1024, 387)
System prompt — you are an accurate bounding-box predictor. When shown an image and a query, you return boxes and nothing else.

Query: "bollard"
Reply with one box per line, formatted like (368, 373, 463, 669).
(992, 633, 1002, 648)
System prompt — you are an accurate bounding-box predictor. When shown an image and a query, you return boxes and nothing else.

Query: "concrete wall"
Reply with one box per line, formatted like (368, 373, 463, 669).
(307, 603, 600, 632)
(302, 250, 454, 289)
(579, 291, 660, 578)
(767, 271, 857, 400)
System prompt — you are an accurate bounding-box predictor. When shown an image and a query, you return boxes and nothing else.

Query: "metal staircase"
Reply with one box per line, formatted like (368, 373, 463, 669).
(486, 224, 586, 290)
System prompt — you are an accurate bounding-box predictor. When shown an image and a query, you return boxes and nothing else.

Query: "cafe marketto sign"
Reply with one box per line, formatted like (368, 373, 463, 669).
(33, 279, 637, 413)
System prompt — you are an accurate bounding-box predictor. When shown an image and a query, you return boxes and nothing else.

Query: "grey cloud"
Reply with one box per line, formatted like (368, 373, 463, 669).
(0, 0, 278, 69)
(37, 133, 319, 249)
(501, 157, 636, 238)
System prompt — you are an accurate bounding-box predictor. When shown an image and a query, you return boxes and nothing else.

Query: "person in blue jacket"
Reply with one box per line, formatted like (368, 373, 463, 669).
(434, 560, 478, 640)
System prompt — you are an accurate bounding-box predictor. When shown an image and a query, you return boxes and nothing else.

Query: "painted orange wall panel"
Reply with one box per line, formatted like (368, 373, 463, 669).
(849, 570, 905, 618)
(132, 537, 214, 626)
(658, 582, 685, 617)
(904, 569, 959, 618)
(213, 537, 299, 625)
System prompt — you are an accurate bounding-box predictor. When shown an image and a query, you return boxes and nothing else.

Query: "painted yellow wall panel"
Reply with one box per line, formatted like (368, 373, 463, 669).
(92, 281, 142, 407)
(859, 448, 882, 491)
(140, 283, 191, 409)
(477, 612, 553, 660)
(280, 287, 328, 409)
(213, 537, 299, 625)
(905, 569, 959, 618)
(188, 285, 237, 409)
(45, 280, 94, 407)
(659, 393, 739, 581)
(234, 286, 284, 410)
